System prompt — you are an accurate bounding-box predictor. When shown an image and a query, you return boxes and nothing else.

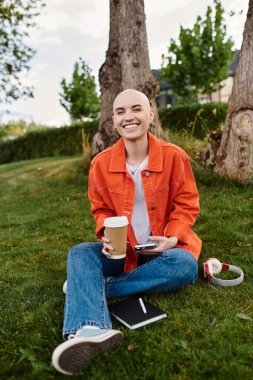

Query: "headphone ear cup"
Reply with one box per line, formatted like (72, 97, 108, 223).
(204, 259, 244, 287)
(207, 261, 213, 276)
(208, 258, 222, 274)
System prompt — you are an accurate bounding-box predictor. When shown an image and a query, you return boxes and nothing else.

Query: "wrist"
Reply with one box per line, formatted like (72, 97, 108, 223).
(168, 236, 178, 241)
(167, 236, 178, 248)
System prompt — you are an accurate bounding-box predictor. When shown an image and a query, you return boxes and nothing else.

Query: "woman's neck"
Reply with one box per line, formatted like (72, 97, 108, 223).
(124, 135, 149, 165)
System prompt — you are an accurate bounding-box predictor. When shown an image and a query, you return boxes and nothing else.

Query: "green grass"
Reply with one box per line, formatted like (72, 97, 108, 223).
(0, 153, 253, 380)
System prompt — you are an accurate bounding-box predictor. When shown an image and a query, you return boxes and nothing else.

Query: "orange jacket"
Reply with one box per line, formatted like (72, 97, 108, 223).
(88, 132, 202, 272)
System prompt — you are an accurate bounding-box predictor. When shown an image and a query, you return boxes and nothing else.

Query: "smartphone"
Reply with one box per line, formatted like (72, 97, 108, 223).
(135, 242, 157, 251)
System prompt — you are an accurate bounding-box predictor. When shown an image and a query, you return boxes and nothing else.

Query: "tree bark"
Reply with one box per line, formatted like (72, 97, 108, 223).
(92, 0, 163, 156)
(215, 0, 253, 182)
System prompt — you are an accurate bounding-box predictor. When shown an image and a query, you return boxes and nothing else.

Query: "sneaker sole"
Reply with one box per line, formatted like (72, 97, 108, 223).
(52, 330, 123, 375)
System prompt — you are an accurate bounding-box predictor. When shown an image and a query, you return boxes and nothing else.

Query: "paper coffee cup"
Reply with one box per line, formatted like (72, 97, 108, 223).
(104, 216, 129, 259)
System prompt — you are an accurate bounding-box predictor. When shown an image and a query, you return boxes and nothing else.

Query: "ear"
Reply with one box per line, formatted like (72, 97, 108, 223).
(112, 115, 117, 130)
(149, 108, 155, 123)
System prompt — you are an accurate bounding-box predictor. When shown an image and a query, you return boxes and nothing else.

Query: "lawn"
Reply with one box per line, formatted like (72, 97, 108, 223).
(0, 152, 252, 380)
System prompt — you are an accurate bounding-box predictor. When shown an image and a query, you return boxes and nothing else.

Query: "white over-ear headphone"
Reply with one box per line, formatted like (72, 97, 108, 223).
(203, 258, 244, 287)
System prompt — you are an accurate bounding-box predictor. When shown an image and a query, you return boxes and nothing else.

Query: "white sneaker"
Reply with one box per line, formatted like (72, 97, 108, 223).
(52, 328, 123, 375)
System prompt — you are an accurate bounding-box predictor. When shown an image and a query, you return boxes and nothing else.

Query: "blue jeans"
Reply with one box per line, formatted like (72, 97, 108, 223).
(63, 243, 198, 338)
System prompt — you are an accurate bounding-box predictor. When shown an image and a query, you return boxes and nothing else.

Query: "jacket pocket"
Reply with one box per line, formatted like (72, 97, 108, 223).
(96, 186, 125, 212)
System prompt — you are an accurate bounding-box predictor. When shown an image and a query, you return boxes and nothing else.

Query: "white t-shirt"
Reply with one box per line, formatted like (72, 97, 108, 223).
(126, 157, 151, 244)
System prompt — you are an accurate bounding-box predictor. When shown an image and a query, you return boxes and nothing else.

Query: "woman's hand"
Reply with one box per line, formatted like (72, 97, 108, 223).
(101, 236, 114, 257)
(141, 236, 178, 255)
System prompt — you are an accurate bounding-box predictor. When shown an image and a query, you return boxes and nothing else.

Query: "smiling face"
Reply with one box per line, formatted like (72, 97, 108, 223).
(112, 89, 154, 142)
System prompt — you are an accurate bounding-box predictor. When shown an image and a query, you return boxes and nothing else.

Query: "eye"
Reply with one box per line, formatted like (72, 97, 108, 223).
(133, 108, 141, 112)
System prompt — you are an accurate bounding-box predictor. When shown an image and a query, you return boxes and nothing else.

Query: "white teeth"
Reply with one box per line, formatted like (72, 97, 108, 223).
(124, 124, 138, 129)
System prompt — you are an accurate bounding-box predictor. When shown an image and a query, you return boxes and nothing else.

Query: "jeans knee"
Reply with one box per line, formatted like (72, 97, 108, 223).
(179, 252, 198, 284)
(68, 245, 82, 266)
(162, 249, 198, 286)
(67, 243, 100, 265)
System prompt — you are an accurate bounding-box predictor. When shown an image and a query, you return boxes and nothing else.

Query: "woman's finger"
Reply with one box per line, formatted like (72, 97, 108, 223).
(148, 236, 165, 241)
(102, 236, 110, 243)
(102, 247, 112, 257)
(103, 242, 114, 251)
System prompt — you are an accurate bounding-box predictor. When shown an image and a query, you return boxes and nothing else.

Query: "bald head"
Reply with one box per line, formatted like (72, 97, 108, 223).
(113, 89, 151, 113)
(112, 88, 154, 139)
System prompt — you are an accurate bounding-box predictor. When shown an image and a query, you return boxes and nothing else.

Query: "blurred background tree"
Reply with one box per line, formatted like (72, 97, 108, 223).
(0, 0, 45, 103)
(59, 58, 100, 123)
(161, 0, 234, 103)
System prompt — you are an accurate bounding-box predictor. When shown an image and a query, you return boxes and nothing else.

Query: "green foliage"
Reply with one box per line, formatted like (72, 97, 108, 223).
(0, 0, 45, 103)
(0, 102, 226, 164)
(161, 0, 234, 102)
(0, 120, 98, 164)
(59, 58, 100, 121)
(0, 156, 252, 379)
(159, 102, 227, 139)
(164, 129, 207, 163)
(0, 120, 48, 141)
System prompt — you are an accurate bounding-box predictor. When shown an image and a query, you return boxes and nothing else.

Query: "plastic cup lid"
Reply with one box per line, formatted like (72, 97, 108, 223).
(104, 216, 129, 228)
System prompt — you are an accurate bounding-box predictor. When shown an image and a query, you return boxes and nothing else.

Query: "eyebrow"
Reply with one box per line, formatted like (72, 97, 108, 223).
(115, 104, 143, 112)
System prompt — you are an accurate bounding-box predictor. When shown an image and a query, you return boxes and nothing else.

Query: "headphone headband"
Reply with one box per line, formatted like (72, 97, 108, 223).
(204, 258, 244, 287)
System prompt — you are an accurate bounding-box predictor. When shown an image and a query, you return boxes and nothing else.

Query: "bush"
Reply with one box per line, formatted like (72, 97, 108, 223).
(158, 102, 227, 139)
(0, 120, 48, 141)
(0, 103, 228, 165)
(0, 120, 98, 164)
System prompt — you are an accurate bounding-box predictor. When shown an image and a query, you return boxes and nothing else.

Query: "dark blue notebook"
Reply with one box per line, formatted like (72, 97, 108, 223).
(109, 297, 167, 329)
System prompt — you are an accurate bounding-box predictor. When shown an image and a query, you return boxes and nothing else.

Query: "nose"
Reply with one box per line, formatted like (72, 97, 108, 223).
(124, 109, 134, 121)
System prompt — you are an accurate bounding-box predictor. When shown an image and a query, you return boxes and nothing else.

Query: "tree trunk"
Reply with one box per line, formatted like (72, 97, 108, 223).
(215, 0, 253, 182)
(92, 0, 163, 156)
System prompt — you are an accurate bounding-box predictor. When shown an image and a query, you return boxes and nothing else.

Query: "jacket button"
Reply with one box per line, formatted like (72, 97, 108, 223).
(145, 171, 151, 176)
(151, 206, 156, 210)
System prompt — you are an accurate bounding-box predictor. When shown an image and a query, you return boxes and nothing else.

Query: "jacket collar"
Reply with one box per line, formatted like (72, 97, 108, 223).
(109, 132, 163, 172)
